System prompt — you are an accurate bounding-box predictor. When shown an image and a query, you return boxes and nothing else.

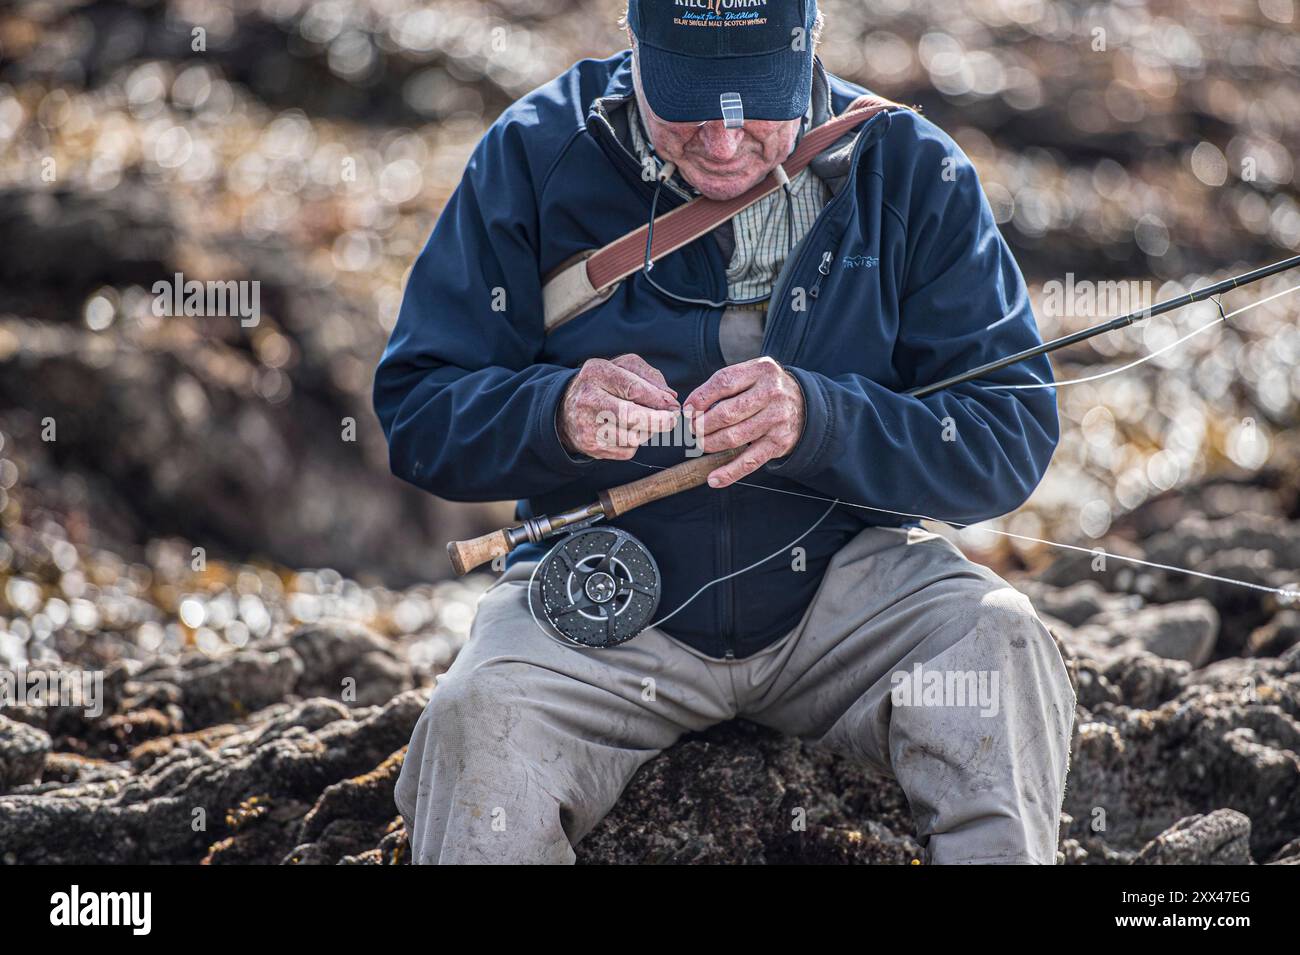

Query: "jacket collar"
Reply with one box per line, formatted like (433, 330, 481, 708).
(586, 50, 636, 143)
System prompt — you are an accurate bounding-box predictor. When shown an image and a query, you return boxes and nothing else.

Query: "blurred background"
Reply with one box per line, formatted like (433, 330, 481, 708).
(0, 0, 1298, 698)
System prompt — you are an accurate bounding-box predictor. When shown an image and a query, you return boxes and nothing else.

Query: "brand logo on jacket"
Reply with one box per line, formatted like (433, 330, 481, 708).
(842, 254, 879, 270)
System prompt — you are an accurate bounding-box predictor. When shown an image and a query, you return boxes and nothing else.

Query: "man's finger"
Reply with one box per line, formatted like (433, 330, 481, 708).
(598, 363, 679, 411)
(611, 353, 676, 396)
(609, 398, 680, 442)
(706, 437, 781, 488)
(583, 397, 678, 451)
(698, 406, 778, 453)
(694, 386, 766, 437)
(683, 359, 766, 418)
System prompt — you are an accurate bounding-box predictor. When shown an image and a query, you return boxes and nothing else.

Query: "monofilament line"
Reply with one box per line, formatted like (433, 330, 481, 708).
(991, 280, 1300, 391)
(530, 275, 1300, 644)
(722, 478, 1300, 603)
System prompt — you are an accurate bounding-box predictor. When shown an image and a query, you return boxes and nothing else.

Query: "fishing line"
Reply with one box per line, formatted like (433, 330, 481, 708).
(526, 496, 840, 642)
(501, 263, 1300, 646)
(615, 461, 1300, 603)
(610, 278, 1300, 608)
(991, 280, 1300, 392)
(643, 495, 838, 631)
(706, 476, 1300, 603)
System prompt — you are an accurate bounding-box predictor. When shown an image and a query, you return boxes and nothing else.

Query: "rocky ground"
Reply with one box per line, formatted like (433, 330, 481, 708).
(2, 459, 1300, 865)
(1, 0, 1299, 863)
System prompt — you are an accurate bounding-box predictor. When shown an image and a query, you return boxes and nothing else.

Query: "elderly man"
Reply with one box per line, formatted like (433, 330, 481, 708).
(375, 0, 1075, 865)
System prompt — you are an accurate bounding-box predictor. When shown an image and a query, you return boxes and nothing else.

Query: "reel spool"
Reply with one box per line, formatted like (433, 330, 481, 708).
(536, 527, 661, 648)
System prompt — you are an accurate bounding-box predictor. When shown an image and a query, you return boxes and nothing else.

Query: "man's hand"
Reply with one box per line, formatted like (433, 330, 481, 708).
(684, 356, 805, 488)
(558, 353, 680, 460)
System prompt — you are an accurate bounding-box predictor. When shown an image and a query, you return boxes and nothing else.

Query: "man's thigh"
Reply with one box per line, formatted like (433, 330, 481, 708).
(742, 524, 1075, 863)
(745, 524, 1074, 771)
(442, 562, 736, 735)
(396, 561, 734, 854)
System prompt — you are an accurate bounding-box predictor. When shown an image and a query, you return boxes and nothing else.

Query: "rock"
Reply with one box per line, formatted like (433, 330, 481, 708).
(0, 714, 52, 791)
(3, 0, 1300, 867)
(0, 692, 425, 864)
(0, 312, 484, 586)
(1144, 514, 1300, 577)
(0, 188, 175, 309)
(1070, 600, 1219, 668)
(1136, 517, 1297, 653)
(1134, 810, 1254, 865)
(1034, 510, 1300, 659)
(36, 753, 132, 789)
(1058, 644, 1190, 711)
(1066, 683, 1300, 861)
(1102, 653, 1190, 709)
(201, 796, 314, 865)
(342, 821, 410, 865)
(576, 721, 921, 865)
(288, 621, 411, 707)
(1124, 601, 1219, 665)
(1247, 610, 1300, 658)
(282, 819, 391, 866)
(1073, 659, 1122, 710)
(174, 649, 304, 730)
(1268, 837, 1300, 864)
(282, 748, 407, 864)
(1109, 481, 1290, 542)
(1020, 579, 1142, 627)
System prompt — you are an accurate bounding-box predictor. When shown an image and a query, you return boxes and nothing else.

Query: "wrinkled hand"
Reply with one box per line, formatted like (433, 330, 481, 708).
(558, 353, 680, 460)
(685, 356, 805, 488)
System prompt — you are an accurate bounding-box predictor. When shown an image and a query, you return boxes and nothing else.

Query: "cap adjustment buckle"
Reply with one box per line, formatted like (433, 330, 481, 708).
(720, 92, 744, 128)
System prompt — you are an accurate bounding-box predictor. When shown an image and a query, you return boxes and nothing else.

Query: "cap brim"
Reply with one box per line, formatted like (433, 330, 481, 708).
(636, 44, 813, 123)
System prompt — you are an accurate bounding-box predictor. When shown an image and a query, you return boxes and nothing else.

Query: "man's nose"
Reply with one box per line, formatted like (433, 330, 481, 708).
(693, 121, 746, 159)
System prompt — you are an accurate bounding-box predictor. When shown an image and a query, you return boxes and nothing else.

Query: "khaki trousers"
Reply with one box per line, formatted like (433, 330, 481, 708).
(396, 524, 1076, 864)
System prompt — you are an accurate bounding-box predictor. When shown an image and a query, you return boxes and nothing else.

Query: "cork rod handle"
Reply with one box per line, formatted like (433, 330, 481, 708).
(445, 448, 744, 576)
(447, 529, 512, 576)
(598, 448, 743, 518)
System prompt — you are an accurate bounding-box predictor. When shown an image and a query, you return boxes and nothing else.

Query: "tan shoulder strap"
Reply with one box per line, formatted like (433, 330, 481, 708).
(541, 94, 907, 332)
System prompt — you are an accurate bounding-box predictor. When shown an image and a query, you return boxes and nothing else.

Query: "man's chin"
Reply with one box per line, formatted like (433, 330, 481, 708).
(680, 166, 769, 201)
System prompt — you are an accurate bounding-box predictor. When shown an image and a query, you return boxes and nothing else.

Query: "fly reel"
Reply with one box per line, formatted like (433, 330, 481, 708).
(536, 526, 661, 648)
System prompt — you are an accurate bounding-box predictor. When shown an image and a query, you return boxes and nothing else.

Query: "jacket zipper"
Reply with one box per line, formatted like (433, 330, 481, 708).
(719, 488, 735, 657)
(591, 98, 737, 656)
(761, 221, 837, 360)
(586, 100, 882, 656)
(778, 249, 837, 362)
(810, 251, 833, 298)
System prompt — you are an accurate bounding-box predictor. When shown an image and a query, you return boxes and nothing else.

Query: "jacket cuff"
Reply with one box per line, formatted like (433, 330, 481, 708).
(765, 366, 832, 480)
(538, 367, 596, 472)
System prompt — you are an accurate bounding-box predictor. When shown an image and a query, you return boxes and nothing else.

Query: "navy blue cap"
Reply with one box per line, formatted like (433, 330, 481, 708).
(628, 0, 818, 123)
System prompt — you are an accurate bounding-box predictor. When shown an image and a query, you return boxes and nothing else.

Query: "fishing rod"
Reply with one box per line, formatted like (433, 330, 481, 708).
(447, 254, 1300, 648)
(910, 253, 1300, 398)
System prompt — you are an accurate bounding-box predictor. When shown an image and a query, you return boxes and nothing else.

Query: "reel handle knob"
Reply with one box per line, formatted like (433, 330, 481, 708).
(447, 529, 511, 576)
